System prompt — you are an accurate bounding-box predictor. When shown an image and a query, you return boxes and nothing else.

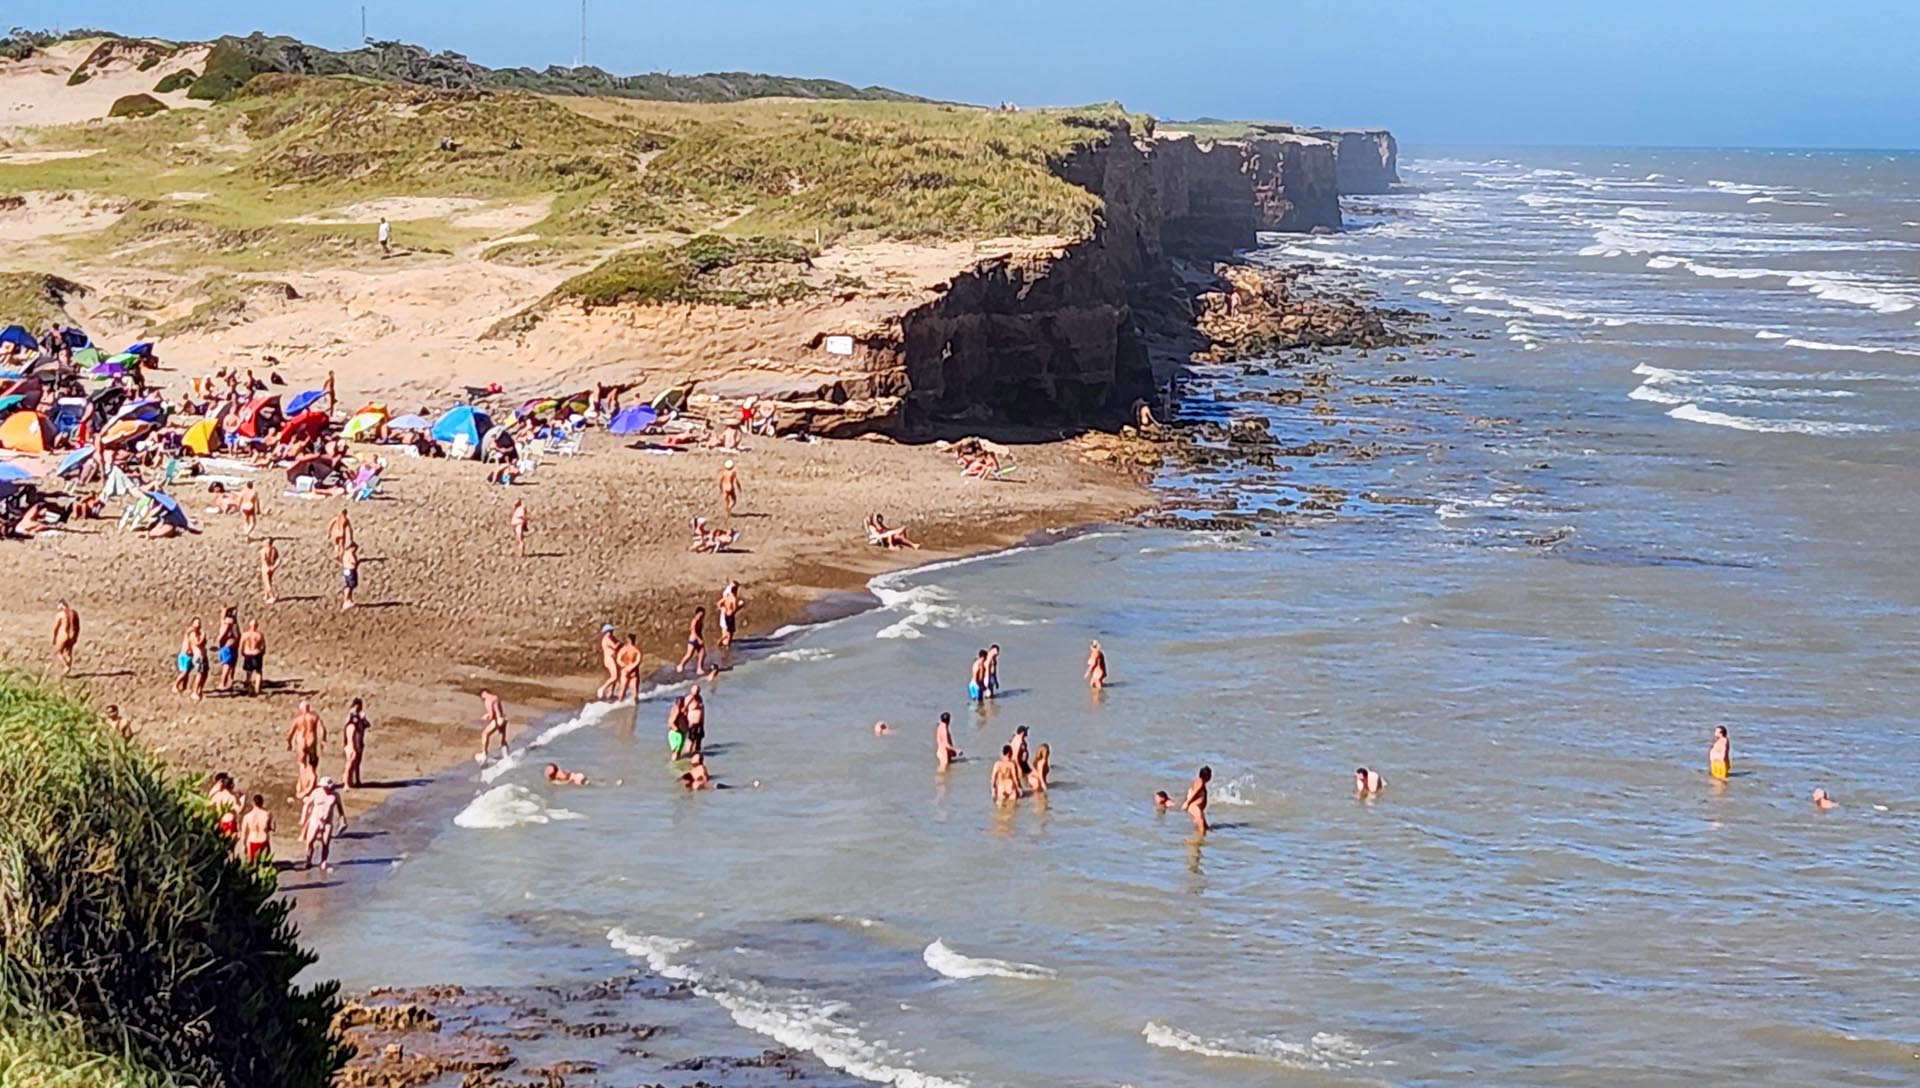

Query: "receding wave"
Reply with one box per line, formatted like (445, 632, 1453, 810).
(1141, 1022, 1372, 1069)
(454, 784, 585, 829)
(923, 940, 1056, 981)
(1665, 403, 1886, 436)
(611, 928, 968, 1088)
(479, 700, 625, 784)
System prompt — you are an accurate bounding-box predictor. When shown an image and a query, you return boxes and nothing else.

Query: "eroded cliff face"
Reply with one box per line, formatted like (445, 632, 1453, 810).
(1244, 134, 1340, 232)
(1301, 128, 1400, 194)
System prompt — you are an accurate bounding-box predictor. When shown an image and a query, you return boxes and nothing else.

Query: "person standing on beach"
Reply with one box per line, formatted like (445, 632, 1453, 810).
(340, 541, 360, 611)
(935, 712, 962, 769)
(51, 600, 79, 676)
(258, 537, 280, 604)
(1085, 640, 1108, 690)
(719, 460, 741, 518)
(300, 778, 347, 871)
(213, 605, 241, 691)
(342, 698, 371, 788)
(509, 498, 529, 558)
(239, 619, 266, 695)
(1180, 766, 1211, 835)
(596, 624, 621, 699)
(329, 508, 354, 561)
(969, 650, 989, 702)
(717, 581, 742, 649)
(1709, 725, 1731, 780)
(377, 216, 392, 257)
(238, 794, 273, 865)
(286, 699, 324, 798)
(238, 481, 260, 539)
(175, 617, 208, 700)
(677, 607, 708, 674)
(615, 636, 643, 702)
(478, 689, 510, 762)
(323, 369, 337, 416)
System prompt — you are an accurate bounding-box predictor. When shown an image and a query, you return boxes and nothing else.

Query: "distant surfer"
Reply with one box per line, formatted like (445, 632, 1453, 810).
(1709, 725, 1731, 780)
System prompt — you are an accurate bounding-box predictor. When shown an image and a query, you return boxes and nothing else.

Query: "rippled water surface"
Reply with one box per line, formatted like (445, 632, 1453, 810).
(302, 149, 1920, 1087)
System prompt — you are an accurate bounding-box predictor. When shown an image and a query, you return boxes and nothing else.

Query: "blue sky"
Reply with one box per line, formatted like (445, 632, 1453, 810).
(20, 1, 1920, 148)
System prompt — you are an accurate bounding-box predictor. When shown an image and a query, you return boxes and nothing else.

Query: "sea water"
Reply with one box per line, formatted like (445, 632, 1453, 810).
(298, 148, 1920, 1087)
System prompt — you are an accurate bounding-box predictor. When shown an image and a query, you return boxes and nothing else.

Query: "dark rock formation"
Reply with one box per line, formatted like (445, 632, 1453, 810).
(1299, 128, 1400, 194)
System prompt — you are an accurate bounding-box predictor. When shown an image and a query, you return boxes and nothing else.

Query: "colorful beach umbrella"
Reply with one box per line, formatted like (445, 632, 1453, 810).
(0, 395, 24, 416)
(143, 489, 188, 527)
(279, 409, 330, 445)
(90, 361, 127, 378)
(56, 446, 95, 478)
(286, 389, 326, 416)
(182, 419, 220, 455)
(69, 346, 104, 368)
(110, 398, 165, 426)
(99, 418, 154, 448)
(0, 462, 36, 483)
(387, 413, 430, 431)
(608, 404, 658, 435)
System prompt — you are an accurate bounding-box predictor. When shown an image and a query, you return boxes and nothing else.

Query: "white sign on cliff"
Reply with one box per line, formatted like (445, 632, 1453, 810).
(824, 335, 855, 356)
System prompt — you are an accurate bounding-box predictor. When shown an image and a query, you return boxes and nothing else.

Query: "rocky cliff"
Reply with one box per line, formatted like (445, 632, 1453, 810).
(1300, 128, 1399, 194)
(827, 125, 1357, 432)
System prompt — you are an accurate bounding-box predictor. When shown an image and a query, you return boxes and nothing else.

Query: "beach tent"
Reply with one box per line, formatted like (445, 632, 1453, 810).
(343, 407, 389, 440)
(286, 389, 326, 416)
(431, 405, 493, 451)
(278, 410, 330, 445)
(235, 394, 283, 439)
(182, 419, 221, 455)
(387, 413, 430, 431)
(56, 446, 95, 479)
(0, 411, 52, 452)
(0, 326, 37, 352)
(608, 404, 659, 435)
(649, 382, 695, 414)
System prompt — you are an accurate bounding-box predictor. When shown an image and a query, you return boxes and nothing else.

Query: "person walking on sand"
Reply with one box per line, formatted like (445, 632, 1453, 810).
(1085, 640, 1108, 690)
(51, 600, 79, 676)
(477, 689, 510, 762)
(1180, 765, 1212, 835)
(238, 481, 260, 539)
(676, 607, 708, 674)
(286, 699, 324, 798)
(342, 698, 370, 788)
(300, 778, 347, 871)
(239, 618, 266, 695)
(935, 712, 962, 769)
(596, 624, 621, 699)
(340, 541, 360, 610)
(214, 605, 241, 691)
(717, 580, 742, 649)
(377, 216, 392, 257)
(238, 794, 273, 866)
(510, 498, 529, 558)
(258, 537, 280, 603)
(175, 617, 208, 700)
(328, 507, 354, 561)
(719, 460, 741, 518)
(1709, 725, 1731, 781)
(615, 636, 643, 702)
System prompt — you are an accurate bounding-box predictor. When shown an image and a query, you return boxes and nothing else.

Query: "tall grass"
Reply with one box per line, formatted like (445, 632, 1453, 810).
(0, 678, 347, 1088)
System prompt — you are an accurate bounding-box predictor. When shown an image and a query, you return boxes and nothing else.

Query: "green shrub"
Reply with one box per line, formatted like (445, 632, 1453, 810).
(150, 69, 195, 94)
(64, 69, 90, 86)
(185, 43, 268, 102)
(0, 1012, 180, 1087)
(0, 678, 348, 1087)
(135, 55, 159, 72)
(107, 94, 167, 119)
(553, 235, 813, 309)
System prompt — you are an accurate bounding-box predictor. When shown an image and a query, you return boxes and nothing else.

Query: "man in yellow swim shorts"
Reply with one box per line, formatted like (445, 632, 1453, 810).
(1708, 725, 1731, 779)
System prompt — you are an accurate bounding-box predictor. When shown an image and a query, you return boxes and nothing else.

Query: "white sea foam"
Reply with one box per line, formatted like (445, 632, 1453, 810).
(1665, 403, 1886, 435)
(1628, 383, 1690, 406)
(454, 784, 584, 829)
(1141, 1022, 1371, 1070)
(1780, 337, 1920, 357)
(922, 941, 1056, 981)
(610, 929, 967, 1088)
(768, 647, 836, 664)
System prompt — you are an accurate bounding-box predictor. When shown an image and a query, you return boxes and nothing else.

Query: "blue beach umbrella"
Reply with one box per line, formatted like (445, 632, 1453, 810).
(387, 413, 430, 430)
(57, 446, 95, 478)
(143, 490, 188, 527)
(0, 395, 24, 415)
(286, 389, 326, 416)
(110, 397, 165, 426)
(608, 404, 658, 435)
(0, 463, 35, 483)
(430, 405, 493, 448)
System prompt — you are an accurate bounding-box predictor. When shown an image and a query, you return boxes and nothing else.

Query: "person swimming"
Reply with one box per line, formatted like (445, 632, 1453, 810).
(1812, 787, 1837, 810)
(1355, 767, 1384, 795)
(544, 762, 588, 785)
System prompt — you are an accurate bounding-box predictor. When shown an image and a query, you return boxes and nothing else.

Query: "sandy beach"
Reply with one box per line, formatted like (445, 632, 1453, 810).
(0, 429, 1147, 847)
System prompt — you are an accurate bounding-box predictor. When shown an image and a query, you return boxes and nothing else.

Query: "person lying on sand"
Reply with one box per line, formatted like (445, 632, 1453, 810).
(545, 762, 588, 786)
(205, 482, 243, 515)
(866, 513, 920, 549)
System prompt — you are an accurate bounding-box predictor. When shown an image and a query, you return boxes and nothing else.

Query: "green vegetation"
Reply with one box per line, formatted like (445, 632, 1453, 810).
(150, 69, 195, 94)
(0, 678, 348, 1087)
(1162, 118, 1299, 141)
(554, 235, 813, 309)
(0, 273, 86, 329)
(0, 28, 123, 62)
(107, 94, 167, 119)
(63, 69, 89, 86)
(135, 54, 159, 72)
(185, 40, 272, 102)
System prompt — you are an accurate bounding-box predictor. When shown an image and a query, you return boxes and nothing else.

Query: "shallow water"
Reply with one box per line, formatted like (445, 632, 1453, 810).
(301, 148, 1920, 1087)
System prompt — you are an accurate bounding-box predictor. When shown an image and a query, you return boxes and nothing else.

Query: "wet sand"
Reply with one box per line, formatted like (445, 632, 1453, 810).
(0, 432, 1146, 849)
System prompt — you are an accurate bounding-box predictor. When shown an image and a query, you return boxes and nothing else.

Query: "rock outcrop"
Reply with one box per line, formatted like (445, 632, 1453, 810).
(1244, 134, 1340, 232)
(1299, 128, 1399, 194)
